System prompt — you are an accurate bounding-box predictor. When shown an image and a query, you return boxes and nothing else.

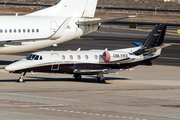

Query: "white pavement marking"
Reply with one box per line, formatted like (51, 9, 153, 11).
(82, 112, 87, 114)
(38, 107, 148, 120)
(122, 116, 127, 119)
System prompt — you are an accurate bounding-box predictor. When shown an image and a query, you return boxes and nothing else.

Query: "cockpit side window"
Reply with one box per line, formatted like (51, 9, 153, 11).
(34, 55, 39, 60)
(40, 56, 43, 60)
(25, 54, 36, 60)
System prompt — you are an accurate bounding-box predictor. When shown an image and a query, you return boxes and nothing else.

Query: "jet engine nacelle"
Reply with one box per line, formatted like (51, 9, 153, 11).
(103, 51, 129, 62)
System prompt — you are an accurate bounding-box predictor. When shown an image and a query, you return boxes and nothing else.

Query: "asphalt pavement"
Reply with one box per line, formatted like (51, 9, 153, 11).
(0, 26, 180, 120)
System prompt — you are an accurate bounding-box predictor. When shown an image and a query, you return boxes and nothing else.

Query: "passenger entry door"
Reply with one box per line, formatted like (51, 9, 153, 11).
(51, 53, 59, 70)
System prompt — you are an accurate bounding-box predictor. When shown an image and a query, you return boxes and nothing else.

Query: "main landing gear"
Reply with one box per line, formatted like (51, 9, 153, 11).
(73, 73, 106, 83)
(17, 72, 26, 83)
(96, 73, 106, 83)
(74, 74, 82, 81)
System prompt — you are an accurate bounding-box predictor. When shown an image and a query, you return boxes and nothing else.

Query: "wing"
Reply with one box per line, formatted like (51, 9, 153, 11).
(73, 68, 133, 74)
(0, 17, 71, 45)
(76, 16, 136, 25)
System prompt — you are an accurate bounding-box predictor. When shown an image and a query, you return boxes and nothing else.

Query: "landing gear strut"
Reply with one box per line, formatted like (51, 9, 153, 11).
(97, 73, 106, 83)
(74, 74, 82, 81)
(17, 72, 26, 83)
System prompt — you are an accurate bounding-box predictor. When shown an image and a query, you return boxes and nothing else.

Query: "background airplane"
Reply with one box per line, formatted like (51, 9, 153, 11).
(5, 24, 170, 83)
(0, 0, 134, 54)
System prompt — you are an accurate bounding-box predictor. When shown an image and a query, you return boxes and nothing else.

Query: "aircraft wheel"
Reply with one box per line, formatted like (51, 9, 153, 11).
(17, 77, 25, 83)
(74, 74, 82, 81)
(97, 77, 106, 83)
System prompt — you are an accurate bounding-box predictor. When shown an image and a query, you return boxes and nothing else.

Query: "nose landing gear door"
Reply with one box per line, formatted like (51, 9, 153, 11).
(51, 53, 59, 70)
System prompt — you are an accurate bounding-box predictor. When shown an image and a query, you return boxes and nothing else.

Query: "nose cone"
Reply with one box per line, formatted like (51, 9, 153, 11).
(5, 63, 18, 71)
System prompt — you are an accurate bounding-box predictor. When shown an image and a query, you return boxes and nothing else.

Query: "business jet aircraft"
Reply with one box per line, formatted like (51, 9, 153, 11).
(5, 24, 169, 83)
(0, 0, 134, 54)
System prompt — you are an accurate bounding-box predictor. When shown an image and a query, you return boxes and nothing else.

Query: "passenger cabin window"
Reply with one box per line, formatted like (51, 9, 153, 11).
(9, 29, 12, 33)
(27, 29, 30, 33)
(36, 29, 39, 33)
(94, 55, 98, 59)
(32, 29, 34, 33)
(18, 29, 21, 33)
(85, 55, 88, 60)
(62, 55, 65, 60)
(0, 29, 2, 33)
(77, 55, 81, 60)
(70, 55, 73, 60)
(14, 29, 16, 33)
(5, 29, 7, 33)
(23, 29, 25, 33)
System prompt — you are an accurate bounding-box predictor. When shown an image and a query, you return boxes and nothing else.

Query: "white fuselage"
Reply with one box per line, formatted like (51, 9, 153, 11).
(5, 47, 162, 73)
(0, 16, 92, 54)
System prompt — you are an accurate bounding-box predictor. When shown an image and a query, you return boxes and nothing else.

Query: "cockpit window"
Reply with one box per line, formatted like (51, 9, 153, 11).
(34, 55, 39, 60)
(25, 54, 36, 60)
(40, 56, 43, 60)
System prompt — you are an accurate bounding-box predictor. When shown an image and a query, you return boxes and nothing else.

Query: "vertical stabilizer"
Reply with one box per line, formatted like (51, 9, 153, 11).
(140, 24, 167, 49)
(133, 24, 167, 55)
(82, 0, 98, 18)
(26, 0, 98, 18)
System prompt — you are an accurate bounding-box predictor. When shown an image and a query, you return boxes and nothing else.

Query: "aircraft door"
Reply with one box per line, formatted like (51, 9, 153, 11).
(50, 21, 57, 35)
(51, 53, 59, 70)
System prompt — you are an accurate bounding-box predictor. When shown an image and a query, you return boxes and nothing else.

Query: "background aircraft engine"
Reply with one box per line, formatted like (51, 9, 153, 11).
(103, 51, 129, 62)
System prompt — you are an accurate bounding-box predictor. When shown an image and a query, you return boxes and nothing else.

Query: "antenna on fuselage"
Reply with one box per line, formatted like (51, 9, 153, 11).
(15, 13, 18, 16)
(77, 48, 81, 51)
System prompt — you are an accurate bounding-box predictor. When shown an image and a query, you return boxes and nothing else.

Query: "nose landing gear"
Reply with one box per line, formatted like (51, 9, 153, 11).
(17, 72, 26, 83)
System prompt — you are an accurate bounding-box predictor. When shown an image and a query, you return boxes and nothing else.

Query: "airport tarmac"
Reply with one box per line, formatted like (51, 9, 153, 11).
(0, 26, 180, 120)
(0, 65, 180, 120)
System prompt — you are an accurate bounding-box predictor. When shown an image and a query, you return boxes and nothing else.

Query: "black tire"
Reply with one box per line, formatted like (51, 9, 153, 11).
(97, 77, 106, 83)
(75, 74, 82, 81)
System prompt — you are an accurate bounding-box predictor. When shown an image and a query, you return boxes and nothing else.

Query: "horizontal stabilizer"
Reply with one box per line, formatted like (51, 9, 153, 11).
(76, 16, 136, 25)
(132, 42, 142, 47)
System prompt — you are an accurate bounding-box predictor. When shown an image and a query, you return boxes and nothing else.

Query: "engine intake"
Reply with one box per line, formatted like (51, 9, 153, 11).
(103, 51, 129, 62)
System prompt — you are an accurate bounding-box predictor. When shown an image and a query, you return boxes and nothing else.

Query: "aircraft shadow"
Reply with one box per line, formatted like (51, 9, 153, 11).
(0, 60, 13, 65)
(0, 76, 130, 84)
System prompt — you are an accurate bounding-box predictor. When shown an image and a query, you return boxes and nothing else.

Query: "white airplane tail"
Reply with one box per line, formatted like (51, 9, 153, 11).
(26, 0, 98, 18)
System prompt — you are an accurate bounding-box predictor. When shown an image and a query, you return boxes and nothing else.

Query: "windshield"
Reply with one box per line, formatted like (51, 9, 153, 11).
(25, 54, 37, 60)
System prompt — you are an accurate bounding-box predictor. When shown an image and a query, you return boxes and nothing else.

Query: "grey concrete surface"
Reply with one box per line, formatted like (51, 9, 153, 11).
(0, 65, 180, 120)
(0, 27, 180, 120)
